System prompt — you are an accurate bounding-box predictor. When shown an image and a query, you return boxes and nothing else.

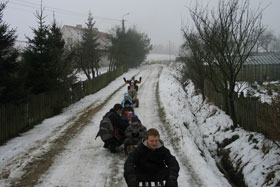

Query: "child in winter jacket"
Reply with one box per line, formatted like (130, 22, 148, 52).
(121, 100, 134, 122)
(121, 92, 133, 107)
(123, 76, 142, 92)
(124, 128, 179, 187)
(123, 115, 147, 155)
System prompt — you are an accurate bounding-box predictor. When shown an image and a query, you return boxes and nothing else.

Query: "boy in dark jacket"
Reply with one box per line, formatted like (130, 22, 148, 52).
(103, 103, 129, 153)
(124, 128, 179, 187)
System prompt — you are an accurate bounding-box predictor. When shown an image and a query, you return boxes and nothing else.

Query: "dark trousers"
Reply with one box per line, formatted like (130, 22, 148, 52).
(103, 137, 122, 148)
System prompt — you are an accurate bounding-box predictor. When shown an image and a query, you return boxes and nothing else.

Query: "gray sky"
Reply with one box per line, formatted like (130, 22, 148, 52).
(2, 0, 280, 48)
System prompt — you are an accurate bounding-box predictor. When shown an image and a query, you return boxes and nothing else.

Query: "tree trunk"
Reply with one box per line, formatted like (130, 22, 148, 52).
(91, 70, 95, 79)
(229, 96, 237, 128)
(109, 57, 114, 72)
(201, 76, 205, 101)
(223, 95, 229, 115)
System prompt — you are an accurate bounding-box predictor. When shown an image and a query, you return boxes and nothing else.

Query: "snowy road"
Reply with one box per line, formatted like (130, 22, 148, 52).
(0, 64, 231, 187)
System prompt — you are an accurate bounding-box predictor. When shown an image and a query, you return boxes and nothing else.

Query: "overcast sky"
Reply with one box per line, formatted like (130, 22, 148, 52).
(2, 0, 280, 48)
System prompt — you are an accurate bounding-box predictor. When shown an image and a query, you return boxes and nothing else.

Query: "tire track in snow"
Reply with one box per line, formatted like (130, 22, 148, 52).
(104, 66, 154, 187)
(9, 81, 129, 187)
(33, 69, 145, 187)
(154, 66, 204, 187)
(0, 102, 96, 181)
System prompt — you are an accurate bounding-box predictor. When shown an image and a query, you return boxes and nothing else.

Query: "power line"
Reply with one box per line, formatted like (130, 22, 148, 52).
(8, 1, 40, 10)
(7, 0, 121, 22)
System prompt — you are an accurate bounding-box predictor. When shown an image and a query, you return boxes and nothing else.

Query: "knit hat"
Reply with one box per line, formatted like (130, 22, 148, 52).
(131, 115, 139, 122)
(124, 100, 131, 105)
(124, 92, 129, 97)
(127, 112, 134, 119)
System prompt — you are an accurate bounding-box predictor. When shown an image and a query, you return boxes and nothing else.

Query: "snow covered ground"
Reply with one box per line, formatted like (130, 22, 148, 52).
(159, 63, 280, 187)
(0, 62, 279, 186)
(235, 81, 279, 104)
(76, 67, 109, 82)
(145, 53, 176, 63)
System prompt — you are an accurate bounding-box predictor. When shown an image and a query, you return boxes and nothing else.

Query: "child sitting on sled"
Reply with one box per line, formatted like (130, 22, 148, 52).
(123, 115, 147, 155)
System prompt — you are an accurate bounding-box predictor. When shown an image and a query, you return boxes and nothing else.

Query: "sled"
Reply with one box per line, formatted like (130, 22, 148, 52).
(128, 89, 139, 108)
(138, 181, 166, 187)
(133, 98, 139, 108)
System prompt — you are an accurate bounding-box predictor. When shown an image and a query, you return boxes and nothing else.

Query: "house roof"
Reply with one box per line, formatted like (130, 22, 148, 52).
(244, 52, 280, 65)
(62, 25, 109, 40)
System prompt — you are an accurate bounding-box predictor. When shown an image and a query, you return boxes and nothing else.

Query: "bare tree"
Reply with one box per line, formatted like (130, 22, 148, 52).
(182, 30, 207, 100)
(271, 34, 280, 52)
(188, 0, 265, 127)
(256, 30, 276, 52)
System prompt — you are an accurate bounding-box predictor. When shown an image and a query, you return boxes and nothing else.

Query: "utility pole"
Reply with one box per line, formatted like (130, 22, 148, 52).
(52, 11, 56, 22)
(121, 13, 130, 33)
(122, 19, 125, 33)
(169, 40, 171, 63)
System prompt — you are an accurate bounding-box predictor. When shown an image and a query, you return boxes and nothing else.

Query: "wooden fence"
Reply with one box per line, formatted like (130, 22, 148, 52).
(204, 81, 279, 139)
(0, 67, 125, 144)
(234, 97, 275, 134)
(238, 64, 280, 82)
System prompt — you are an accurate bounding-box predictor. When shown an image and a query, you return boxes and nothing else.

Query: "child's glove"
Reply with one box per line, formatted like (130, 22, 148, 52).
(127, 176, 138, 187)
(165, 175, 178, 187)
(165, 178, 177, 187)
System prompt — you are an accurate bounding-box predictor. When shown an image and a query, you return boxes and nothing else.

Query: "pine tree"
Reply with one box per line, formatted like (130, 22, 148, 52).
(47, 20, 65, 86)
(48, 20, 76, 89)
(23, 5, 50, 94)
(76, 12, 100, 80)
(23, 4, 68, 94)
(108, 27, 151, 70)
(0, 2, 24, 103)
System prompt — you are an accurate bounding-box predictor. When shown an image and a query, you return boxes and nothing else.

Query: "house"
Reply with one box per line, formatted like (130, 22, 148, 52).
(238, 52, 280, 82)
(62, 24, 110, 50)
(62, 24, 111, 66)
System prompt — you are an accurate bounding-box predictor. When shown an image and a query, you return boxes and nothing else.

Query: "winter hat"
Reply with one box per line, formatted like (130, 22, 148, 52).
(124, 100, 131, 105)
(113, 103, 123, 111)
(131, 115, 139, 122)
(127, 112, 134, 118)
(124, 92, 129, 97)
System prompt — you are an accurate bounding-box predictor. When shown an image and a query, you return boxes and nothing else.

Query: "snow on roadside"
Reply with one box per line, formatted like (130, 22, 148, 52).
(158, 62, 280, 187)
(159, 63, 231, 187)
(235, 81, 279, 104)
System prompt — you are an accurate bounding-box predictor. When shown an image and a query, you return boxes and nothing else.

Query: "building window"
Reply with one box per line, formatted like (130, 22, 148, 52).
(67, 38, 73, 45)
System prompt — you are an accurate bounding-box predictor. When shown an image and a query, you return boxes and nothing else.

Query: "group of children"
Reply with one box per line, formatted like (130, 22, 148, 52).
(97, 76, 180, 186)
(120, 76, 146, 154)
(123, 76, 141, 108)
(97, 76, 145, 155)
